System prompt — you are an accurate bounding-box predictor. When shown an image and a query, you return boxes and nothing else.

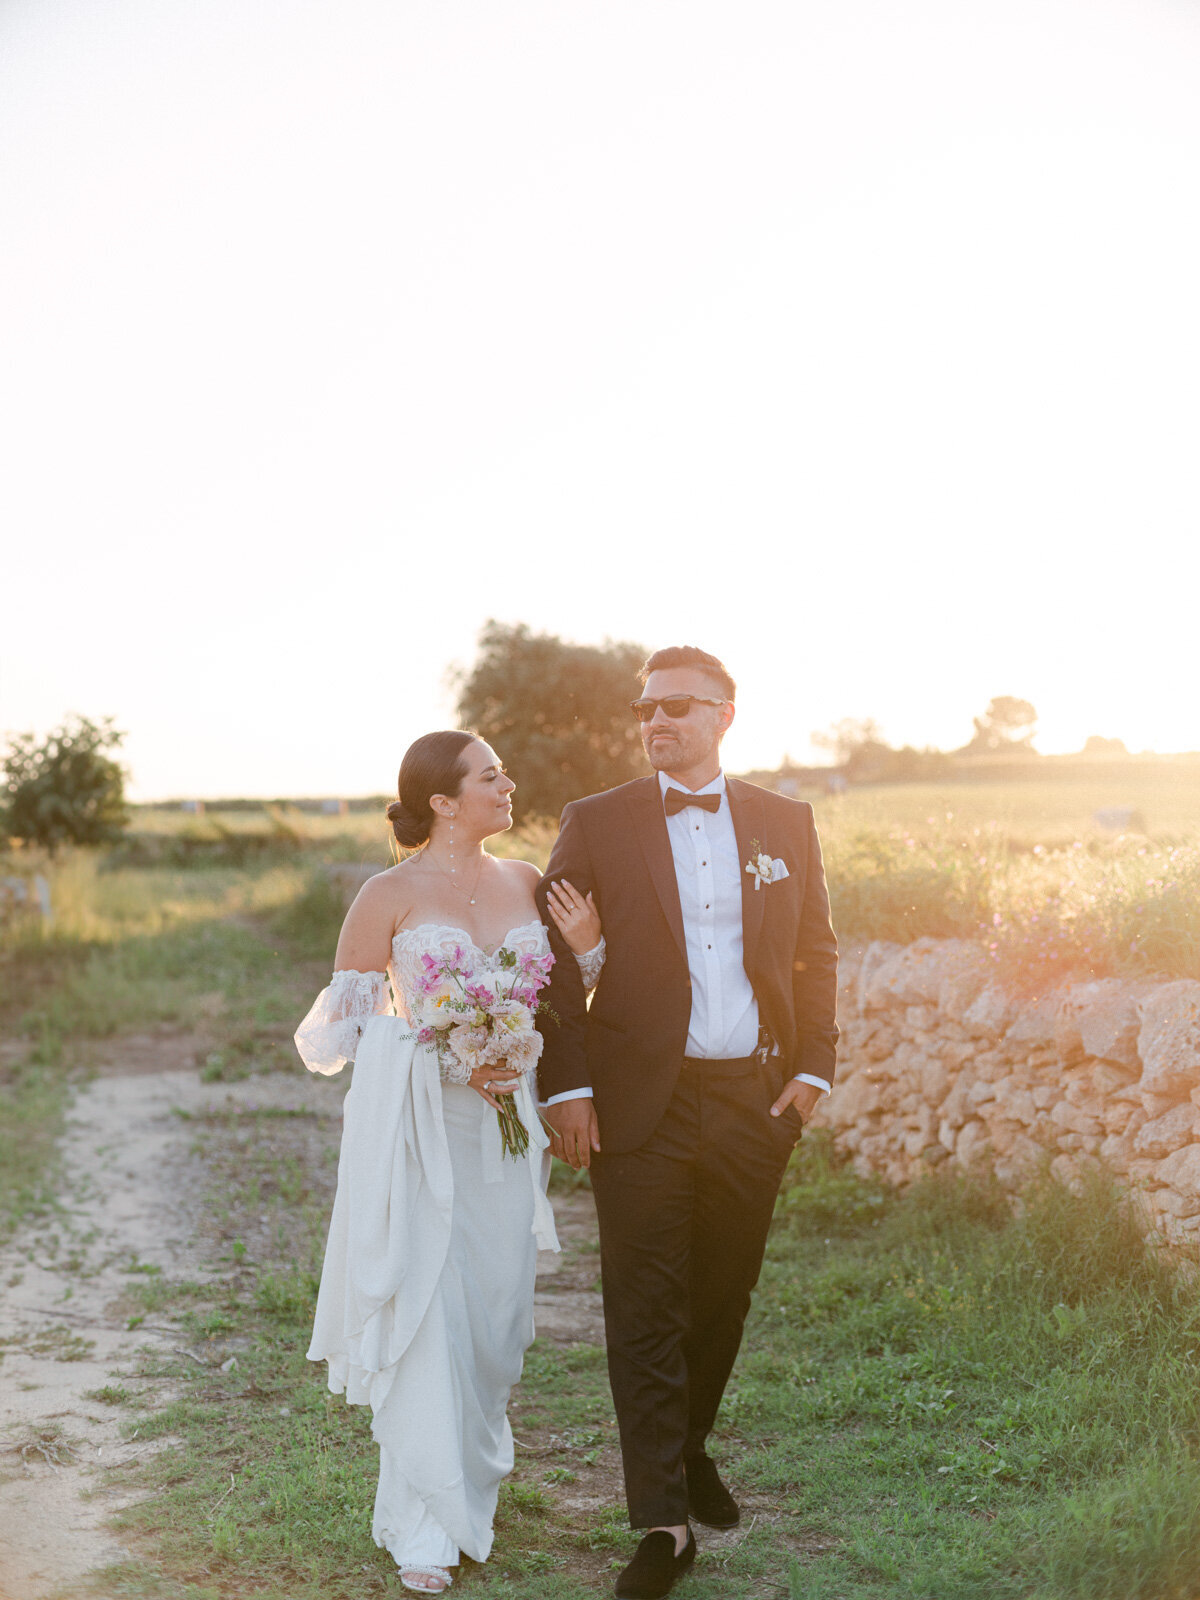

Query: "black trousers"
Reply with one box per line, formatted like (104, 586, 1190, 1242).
(588, 1056, 800, 1528)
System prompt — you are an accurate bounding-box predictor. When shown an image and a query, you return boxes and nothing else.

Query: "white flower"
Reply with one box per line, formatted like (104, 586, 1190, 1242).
(491, 999, 534, 1034)
(744, 839, 789, 890)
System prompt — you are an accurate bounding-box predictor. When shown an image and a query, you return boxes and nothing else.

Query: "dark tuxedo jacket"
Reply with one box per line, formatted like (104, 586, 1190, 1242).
(535, 775, 839, 1154)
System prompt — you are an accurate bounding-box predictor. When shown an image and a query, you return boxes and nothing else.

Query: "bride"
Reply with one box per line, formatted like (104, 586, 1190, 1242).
(294, 730, 601, 1594)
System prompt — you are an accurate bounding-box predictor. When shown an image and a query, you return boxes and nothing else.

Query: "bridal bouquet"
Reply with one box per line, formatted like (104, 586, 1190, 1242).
(410, 945, 556, 1158)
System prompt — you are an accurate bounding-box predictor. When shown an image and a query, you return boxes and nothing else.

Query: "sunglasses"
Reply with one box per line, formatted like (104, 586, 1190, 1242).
(630, 695, 728, 722)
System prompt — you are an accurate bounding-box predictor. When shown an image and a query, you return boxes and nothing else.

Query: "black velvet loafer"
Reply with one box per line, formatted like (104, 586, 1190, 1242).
(614, 1529, 696, 1598)
(684, 1453, 740, 1529)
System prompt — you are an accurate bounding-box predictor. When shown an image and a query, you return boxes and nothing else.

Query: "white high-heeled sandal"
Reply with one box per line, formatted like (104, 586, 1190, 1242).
(399, 1566, 452, 1593)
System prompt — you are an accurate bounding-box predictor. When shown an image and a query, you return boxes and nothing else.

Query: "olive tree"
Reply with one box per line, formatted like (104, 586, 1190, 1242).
(455, 622, 648, 823)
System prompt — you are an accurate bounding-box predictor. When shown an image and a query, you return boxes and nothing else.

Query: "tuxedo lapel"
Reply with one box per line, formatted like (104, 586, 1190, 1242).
(727, 778, 766, 974)
(625, 778, 687, 963)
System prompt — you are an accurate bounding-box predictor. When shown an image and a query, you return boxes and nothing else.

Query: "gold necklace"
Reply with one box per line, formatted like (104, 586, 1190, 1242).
(423, 844, 487, 905)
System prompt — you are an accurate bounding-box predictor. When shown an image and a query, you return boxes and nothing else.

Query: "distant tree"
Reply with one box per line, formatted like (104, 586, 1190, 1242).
(964, 696, 1038, 754)
(455, 622, 648, 822)
(1082, 735, 1128, 756)
(1, 715, 129, 854)
(810, 718, 951, 783)
(811, 718, 887, 767)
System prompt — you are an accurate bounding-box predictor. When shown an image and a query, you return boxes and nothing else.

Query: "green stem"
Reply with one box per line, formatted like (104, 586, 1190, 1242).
(496, 1094, 529, 1160)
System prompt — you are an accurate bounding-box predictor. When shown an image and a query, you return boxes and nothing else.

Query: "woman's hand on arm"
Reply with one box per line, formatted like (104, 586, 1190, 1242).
(545, 879, 602, 955)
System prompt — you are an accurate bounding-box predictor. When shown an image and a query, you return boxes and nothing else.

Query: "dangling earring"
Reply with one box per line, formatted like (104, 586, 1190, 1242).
(448, 814, 455, 876)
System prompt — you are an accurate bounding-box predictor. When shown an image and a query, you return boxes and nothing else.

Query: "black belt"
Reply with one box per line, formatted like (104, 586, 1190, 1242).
(681, 1053, 760, 1075)
(681, 1027, 775, 1076)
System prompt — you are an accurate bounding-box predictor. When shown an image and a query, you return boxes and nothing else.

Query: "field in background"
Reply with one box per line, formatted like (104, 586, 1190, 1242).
(111, 769, 1200, 988)
(805, 763, 1200, 842)
(802, 773, 1200, 987)
(4, 767, 1197, 1024)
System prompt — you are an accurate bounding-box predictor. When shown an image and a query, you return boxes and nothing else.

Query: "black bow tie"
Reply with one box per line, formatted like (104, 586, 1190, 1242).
(664, 787, 721, 816)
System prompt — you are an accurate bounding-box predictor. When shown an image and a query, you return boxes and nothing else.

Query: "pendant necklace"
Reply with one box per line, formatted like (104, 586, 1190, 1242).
(424, 817, 486, 905)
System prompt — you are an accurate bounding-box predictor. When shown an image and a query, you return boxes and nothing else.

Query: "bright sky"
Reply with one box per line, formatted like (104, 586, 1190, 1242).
(3, 0, 1199, 800)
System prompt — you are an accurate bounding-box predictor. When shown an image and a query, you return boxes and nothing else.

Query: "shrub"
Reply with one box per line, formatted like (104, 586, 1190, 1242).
(2, 714, 128, 854)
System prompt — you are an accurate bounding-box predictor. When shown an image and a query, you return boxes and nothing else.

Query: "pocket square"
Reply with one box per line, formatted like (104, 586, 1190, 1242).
(746, 844, 790, 890)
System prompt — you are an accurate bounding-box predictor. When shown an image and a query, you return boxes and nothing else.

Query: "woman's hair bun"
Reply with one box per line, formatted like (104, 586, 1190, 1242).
(386, 798, 428, 849)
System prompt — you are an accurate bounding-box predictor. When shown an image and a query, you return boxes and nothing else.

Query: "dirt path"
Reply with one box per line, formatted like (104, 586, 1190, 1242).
(0, 1066, 331, 1600)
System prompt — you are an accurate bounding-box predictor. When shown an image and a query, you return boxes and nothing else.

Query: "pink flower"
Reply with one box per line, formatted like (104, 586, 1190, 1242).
(447, 1022, 490, 1066)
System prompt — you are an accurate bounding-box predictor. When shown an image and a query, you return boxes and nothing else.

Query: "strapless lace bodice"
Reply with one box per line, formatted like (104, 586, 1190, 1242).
(389, 920, 549, 1020)
(295, 920, 554, 1078)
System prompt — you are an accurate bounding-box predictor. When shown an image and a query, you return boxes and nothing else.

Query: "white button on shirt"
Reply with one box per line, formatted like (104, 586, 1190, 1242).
(545, 771, 831, 1105)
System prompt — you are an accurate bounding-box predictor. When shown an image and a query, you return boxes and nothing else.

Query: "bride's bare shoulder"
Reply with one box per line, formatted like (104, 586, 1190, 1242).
(348, 858, 424, 925)
(496, 857, 542, 889)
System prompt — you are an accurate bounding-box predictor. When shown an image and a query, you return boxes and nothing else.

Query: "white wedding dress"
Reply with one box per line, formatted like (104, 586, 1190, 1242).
(294, 921, 597, 1575)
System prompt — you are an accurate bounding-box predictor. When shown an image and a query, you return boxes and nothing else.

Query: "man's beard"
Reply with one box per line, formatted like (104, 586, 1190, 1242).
(644, 733, 684, 771)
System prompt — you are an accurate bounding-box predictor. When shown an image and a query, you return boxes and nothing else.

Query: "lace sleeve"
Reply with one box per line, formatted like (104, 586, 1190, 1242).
(294, 969, 392, 1076)
(574, 937, 606, 995)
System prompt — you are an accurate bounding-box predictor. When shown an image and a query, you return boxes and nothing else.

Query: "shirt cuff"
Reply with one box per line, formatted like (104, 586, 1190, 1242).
(794, 1073, 832, 1096)
(545, 1087, 595, 1105)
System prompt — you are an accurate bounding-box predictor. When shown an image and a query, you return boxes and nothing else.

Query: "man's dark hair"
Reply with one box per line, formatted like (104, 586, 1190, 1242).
(638, 646, 736, 702)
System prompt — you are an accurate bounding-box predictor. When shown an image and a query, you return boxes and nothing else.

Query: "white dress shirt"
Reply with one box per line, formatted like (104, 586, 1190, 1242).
(663, 768, 758, 1058)
(546, 770, 831, 1105)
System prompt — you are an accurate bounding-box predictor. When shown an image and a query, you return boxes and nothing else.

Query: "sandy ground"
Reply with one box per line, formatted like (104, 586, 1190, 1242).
(0, 1065, 606, 1600)
(0, 1065, 335, 1600)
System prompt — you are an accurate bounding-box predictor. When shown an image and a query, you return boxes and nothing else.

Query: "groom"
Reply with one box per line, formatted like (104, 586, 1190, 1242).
(535, 645, 839, 1599)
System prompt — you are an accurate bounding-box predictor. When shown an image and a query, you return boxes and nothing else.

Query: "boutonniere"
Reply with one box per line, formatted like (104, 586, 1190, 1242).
(745, 839, 789, 891)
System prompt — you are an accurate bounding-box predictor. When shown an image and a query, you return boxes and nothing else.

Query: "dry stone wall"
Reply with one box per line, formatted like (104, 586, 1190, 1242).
(816, 939, 1200, 1244)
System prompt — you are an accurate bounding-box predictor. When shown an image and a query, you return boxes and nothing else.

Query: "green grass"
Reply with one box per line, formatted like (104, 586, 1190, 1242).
(727, 1135, 1200, 1599)
(87, 1116, 1200, 1600)
(0, 1038, 71, 1235)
